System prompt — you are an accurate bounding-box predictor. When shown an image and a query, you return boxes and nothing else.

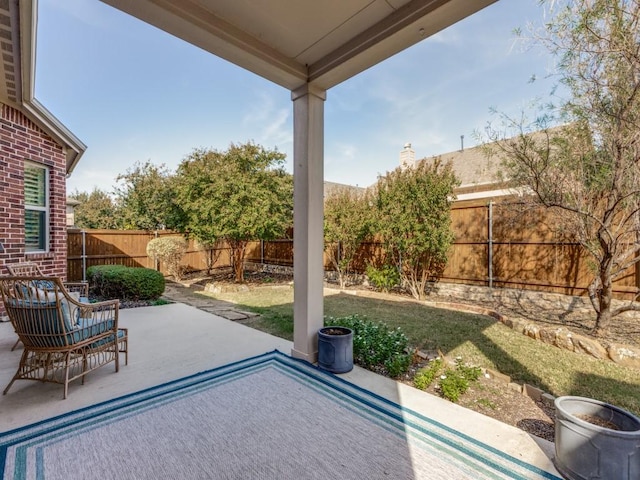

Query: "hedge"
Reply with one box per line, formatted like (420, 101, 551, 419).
(87, 265, 165, 300)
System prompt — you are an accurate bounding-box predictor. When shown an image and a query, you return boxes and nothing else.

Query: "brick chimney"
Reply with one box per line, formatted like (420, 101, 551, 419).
(399, 143, 415, 170)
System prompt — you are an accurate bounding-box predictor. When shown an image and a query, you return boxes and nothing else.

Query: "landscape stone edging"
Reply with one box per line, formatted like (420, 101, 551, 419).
(421, 299, 640, 371)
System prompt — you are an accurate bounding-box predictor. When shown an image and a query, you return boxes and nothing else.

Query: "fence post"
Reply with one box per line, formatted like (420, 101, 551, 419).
(488, 201, 493, 289)
(81, 230, 87, 282)
(261, 239, 265, 265)
(153, 230, 159, 271)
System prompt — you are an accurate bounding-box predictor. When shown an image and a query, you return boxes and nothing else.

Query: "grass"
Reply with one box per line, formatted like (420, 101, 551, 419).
(200, 286, 640, 415)
(477, 398, 497, 410)
(151, 298, 172, 306)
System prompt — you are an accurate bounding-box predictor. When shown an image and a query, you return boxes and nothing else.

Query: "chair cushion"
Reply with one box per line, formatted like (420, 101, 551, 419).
(89, 328, 125, 348)
(7, 299, 113, 347)
(7, 299, 70, 347)
(71, 317, 116, 344)
(33, 289, 77, 330)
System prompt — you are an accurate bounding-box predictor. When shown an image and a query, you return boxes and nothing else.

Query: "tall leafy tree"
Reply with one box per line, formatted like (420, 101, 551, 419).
(114, 161, 183, 230)
(375, 159, 458, 300)
(174, 142, 293, 282)
(485, 0, 640, 336)
(69, 188, 121, 229)
(324, 187, 372, 288)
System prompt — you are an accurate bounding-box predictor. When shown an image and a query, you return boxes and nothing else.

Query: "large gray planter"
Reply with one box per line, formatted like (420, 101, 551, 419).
(554, 396, 640, 480)
(317, 326, 353, 373)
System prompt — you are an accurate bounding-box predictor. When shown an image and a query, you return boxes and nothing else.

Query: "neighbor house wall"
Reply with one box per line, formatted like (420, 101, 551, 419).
(0, 103, 68, 278)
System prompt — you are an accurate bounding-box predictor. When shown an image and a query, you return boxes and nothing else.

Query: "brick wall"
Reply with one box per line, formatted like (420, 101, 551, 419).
(0, 103, 68, 279)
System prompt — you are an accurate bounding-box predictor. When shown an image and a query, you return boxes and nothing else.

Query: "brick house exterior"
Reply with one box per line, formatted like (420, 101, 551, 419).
(0, 104, 69, 277)
(0, 1, 85, 279)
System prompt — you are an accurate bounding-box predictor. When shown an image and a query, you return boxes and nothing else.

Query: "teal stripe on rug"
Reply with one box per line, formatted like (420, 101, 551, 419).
(0, 350, 561, 480)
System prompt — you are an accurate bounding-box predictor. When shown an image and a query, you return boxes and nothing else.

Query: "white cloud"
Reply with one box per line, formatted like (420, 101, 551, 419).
(67, 168, 119, 195)
(428, 28, 461, 46)
(242, 91, 292, 150)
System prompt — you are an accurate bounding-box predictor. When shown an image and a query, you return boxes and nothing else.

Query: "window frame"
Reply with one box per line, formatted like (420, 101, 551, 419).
(24, 161, 50, 253)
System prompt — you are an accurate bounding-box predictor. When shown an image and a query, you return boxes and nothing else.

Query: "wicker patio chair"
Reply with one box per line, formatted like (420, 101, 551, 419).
(5, 262, 89, 351)
(0, 276, 128, 399)
(5, 262, 89, 297)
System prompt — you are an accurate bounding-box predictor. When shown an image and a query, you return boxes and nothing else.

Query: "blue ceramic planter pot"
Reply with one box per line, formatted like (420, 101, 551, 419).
(317, 326, 353, 373)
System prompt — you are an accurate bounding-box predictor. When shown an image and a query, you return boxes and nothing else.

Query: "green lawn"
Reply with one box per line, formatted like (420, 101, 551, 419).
(200, 286, 640, 415)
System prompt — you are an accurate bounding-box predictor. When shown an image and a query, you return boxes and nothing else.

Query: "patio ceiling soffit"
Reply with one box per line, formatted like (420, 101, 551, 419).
(100, 0, 497, 91)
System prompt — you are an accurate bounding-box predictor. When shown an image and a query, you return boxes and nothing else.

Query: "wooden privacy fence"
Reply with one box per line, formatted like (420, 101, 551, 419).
(67, 200, 640, 299)
(67, 229, 292, 281)
(67, 229, 235, 281)
(445, 200, 638, 298)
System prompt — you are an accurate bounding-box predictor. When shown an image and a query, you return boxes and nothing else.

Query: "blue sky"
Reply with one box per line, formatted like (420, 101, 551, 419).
(36, 0, 559, 194)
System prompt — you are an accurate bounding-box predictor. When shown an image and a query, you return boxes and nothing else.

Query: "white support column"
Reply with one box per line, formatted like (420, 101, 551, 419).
(290, 84, 326, 363)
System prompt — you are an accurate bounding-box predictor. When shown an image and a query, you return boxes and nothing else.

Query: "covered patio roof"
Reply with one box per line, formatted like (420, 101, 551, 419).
(100, 0, 496, 91)
(100, 0, 497, 362)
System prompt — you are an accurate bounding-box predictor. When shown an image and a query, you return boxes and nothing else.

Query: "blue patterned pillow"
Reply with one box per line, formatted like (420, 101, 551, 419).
(33, 279, 55, 289)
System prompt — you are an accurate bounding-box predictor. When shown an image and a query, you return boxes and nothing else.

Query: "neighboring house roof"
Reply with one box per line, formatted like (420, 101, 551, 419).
(405, 128, 568, 202)
(418, 125, 567, 201)
(0, 0, 86, 174)
(421, 143, 503, 197)
(323, 181, 365, 198)
(396, 141, 507, 201)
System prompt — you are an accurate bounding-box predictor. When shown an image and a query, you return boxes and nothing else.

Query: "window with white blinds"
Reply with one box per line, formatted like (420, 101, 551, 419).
(24, 163, 49, 252)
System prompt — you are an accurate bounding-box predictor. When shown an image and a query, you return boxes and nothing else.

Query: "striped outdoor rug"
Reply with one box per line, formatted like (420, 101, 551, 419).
(1, 351, 560, 479)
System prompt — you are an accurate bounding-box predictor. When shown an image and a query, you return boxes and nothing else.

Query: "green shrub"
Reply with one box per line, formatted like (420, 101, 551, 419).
(324, 314, 411, 377)
(413, 356, 482, 401)
(146, 236, 188, 280)
(439, 370, 469, 402)
(365, 264, 400, 292)
(438, 358, 483, 402)
(455, 358, 482, 382)
(385, 353, 412, 378)
(414, 358, 444, 390)
(87, 265, 165, 300)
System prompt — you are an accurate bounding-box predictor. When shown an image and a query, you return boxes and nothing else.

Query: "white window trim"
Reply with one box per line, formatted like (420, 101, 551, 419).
(24, 161, 50, 253)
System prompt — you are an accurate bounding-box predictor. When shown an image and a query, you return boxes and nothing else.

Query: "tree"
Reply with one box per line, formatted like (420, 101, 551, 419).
(69, 188, 121, 229)
(324, 187, 372, 288)
(485, 0, 640, 336)
(146, 236, 188, 280)
(194, 239, 223, 275)
(375, 159, 458, 300)
(174, 142, 293, 282)
(114, 161, 183, 230)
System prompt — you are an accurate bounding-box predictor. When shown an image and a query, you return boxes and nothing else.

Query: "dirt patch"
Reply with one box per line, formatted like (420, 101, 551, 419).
(89, 297, 162, 309)
(396, 355, 557, 442)
(182, 269, 294, 288)
(575, 414, 619, 430)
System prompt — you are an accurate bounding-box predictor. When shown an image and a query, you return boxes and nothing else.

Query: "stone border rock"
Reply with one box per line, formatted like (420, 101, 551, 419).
(421, 299, 640, 370)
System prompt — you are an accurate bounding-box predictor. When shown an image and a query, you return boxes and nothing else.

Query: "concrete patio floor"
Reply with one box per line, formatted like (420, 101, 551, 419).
(0, 302, 560, 477)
